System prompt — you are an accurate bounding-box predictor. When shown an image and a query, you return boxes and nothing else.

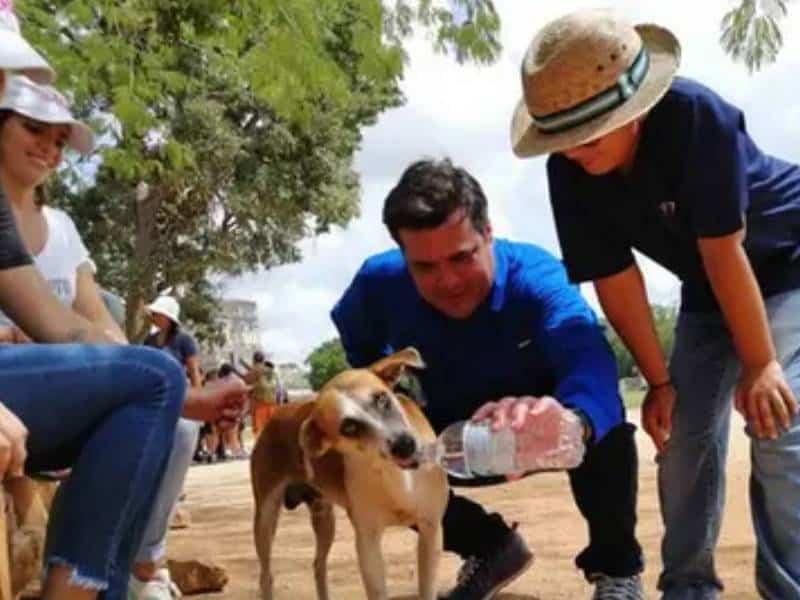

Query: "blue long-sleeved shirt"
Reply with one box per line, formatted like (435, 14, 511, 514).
(331, 239, 624, 441)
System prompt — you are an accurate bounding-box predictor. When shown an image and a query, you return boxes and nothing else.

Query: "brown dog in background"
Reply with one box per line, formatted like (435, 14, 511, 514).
(250, 347, 448, 600)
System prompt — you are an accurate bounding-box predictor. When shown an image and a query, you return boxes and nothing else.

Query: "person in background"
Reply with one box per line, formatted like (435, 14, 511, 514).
(194, 370, 220, 464)
(144, 295, 202, 387)
(217, 362, 246, 459)
(129, 295, 203, 599)
(239, 351, 278, 438)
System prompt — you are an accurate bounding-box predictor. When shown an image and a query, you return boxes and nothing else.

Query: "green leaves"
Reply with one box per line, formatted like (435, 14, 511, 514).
(603, 304, 677, 379)
(17, 0, 501, 344)
(111, 86, 152, 134)
(391, 0, 501, 65)
(306, 338, 349, 390)
(720, 0, 791, 73)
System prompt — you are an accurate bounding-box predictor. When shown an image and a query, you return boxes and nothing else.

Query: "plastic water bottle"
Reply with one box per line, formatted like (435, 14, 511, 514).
(420, 401, 586, 479)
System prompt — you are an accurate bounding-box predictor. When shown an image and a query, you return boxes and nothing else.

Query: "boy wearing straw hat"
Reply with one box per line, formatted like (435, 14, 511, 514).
(509, 8, 800, 599)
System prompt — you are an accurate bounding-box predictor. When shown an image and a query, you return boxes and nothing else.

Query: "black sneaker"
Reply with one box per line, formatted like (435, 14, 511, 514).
(440, 527, 534, 600)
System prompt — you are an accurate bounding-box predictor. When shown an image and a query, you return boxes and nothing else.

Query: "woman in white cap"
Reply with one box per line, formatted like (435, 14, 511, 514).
(507, 8, 800, 600)
(0, 74, 124, 343)
(144, 295, 202, 387)
(128, 294, 202, 599)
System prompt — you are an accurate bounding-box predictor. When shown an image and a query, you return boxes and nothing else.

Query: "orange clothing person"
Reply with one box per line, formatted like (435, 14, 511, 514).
(241, 351, 278, 437)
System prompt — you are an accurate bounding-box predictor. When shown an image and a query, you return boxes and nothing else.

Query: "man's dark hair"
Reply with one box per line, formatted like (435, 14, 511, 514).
(218, 363, 234, 377)
(253, 350, 265, 364)
(382, 159, 489, 245)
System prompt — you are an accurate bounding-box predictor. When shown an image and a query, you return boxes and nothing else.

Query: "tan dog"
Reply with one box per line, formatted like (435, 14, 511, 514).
(250, 347, 448, 600)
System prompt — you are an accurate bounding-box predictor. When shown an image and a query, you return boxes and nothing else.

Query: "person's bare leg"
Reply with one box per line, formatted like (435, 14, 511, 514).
(206, 427, 220, 457)
(42, 565, 98, 600)
(224, 427, 243, 455)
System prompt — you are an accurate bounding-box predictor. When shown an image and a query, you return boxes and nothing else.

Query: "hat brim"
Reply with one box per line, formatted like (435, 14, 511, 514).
(145, 305, 181, 327)
(0, 30, 54, 84)
(3, 105, 96, 154)
(67, 121, 95, 154)
(511, 24, 680, 158)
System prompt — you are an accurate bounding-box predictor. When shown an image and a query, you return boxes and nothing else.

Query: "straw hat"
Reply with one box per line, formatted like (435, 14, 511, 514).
(0, 1, 54, 84)
(0, 75, 95, 154)
(511, 9, 681, 158)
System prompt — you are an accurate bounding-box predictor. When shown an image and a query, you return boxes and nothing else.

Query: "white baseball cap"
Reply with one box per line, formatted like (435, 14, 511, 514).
(146, 296, 182, 326)
(0, 75, 95, 154)
(0, 1, 54, 84)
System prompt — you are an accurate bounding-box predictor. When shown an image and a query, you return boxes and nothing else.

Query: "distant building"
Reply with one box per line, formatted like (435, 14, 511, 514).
(202, 299, 261, 370)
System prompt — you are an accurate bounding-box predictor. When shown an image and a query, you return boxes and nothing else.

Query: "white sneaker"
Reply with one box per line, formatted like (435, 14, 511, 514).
(128, 568, 182, 600)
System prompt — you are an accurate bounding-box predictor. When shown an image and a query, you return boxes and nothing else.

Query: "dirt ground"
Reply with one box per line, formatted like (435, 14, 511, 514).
(170, 409, 757, 599)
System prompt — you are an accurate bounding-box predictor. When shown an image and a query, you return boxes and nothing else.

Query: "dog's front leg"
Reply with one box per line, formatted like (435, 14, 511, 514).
(309, 498, 335, 600)
(417, 517, 443, 600)
(253, 485, 286, 600)
(352, 520, 388, 600)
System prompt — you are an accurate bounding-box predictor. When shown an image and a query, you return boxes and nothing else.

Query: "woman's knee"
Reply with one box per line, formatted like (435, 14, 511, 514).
(115, 346, 187, 414)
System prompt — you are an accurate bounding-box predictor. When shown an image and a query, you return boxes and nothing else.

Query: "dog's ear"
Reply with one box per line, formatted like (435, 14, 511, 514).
(299, 417, 331, 481)
(369, 347, 425, 388)
(299, 417, 331, 458)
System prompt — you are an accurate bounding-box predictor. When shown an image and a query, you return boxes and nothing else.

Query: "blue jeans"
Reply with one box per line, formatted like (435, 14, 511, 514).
(659, 289, 800, 599)
(0, 344, 185, 599)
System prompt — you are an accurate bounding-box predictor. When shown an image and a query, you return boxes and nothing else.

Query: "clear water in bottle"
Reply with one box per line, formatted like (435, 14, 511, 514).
(421, 408, 585, 479)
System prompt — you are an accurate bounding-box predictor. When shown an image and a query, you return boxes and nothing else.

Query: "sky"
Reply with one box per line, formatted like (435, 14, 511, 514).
(223, 0, 800, 365)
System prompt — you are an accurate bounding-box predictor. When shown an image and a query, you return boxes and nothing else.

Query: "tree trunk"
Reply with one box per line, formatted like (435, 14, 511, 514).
(126, 182, 160, 341)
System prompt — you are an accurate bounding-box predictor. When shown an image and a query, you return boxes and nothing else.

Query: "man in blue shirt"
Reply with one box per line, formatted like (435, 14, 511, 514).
(332, 159, 644, 600)
(511, 9, 800, 599)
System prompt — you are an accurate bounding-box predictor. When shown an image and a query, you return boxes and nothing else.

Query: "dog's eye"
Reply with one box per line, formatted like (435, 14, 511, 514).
(373, 392, 392, 412)
(339, 418, 363, 438)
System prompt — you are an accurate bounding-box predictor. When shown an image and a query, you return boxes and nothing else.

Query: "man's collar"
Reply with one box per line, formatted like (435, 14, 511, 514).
(488, 240, 508, 312)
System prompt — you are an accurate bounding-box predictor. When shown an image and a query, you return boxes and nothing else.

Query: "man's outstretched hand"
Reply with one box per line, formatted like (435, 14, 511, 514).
(471, 395, 586, 478)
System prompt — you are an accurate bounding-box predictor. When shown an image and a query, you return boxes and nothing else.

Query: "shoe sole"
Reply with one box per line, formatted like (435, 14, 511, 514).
(480, 551, 535, 600)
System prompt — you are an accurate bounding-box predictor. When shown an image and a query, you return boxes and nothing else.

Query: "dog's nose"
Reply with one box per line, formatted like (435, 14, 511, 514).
(390, 433, 417, 460)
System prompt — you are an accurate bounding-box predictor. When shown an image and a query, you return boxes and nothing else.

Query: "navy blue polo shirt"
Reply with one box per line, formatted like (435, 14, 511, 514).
(331, 239, 624, 441)
(548, 77, 800, 312)
(144, 328, 198, 366)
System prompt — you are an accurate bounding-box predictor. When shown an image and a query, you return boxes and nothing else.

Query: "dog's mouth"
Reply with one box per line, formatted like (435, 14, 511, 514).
(379, 448, 420, 469)
(387, 434, 421, 470)
(392, 456, 420, 470)
(382, 446, 421, 470)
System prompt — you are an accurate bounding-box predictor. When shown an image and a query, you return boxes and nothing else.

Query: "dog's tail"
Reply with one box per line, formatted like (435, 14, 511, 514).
(283, 482, 322, 510)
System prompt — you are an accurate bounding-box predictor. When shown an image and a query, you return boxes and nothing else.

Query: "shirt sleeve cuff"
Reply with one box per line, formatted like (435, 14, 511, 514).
(562, 392, 622, 443)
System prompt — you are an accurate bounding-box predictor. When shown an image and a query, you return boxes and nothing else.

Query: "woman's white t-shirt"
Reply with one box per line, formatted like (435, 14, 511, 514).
(0, 206, 93, 326)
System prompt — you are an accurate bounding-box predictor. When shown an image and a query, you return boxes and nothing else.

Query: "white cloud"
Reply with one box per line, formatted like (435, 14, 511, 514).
(224, 0, 800, 363)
